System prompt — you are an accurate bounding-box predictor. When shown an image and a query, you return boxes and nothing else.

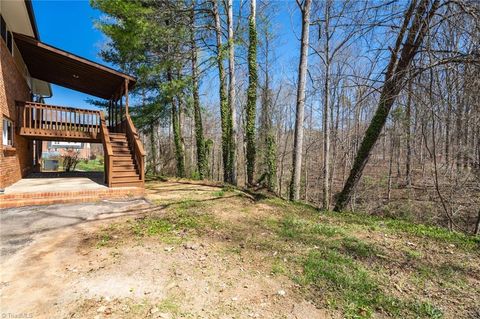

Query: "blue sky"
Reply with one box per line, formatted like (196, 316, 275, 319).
(32, 1, 300, 109)
(33, 0, 114, 108)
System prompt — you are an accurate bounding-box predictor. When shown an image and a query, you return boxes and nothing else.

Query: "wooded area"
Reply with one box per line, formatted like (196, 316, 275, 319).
(90, 0, 480, 234)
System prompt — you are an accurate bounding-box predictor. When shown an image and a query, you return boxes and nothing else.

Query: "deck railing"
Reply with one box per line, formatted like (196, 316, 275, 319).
(16, 101, 101, 136)
(125, 115, 145, 183)
(99, 112, 114, 186)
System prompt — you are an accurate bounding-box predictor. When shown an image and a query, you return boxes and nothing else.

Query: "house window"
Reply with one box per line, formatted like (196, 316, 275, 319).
(6, 30, 13, 53)
(0, 15, 13, 54)
(0, 15, 6, 43)
(2, 118, 14, 146)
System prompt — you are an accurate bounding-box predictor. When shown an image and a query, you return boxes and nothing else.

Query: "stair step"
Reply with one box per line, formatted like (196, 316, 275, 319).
(112, 169, 140, 178)
(111, 176, 141, 183)
(113, 152, 133, 157)
(111, 144, 128, 149)
(110, 139, 127, 143)
(112, 149, 132, 154)
(112, 171, 139, 177)
(111, 181, 143, 188)
(113, 160, 134, 165)
(114, 154, 134, 159)
(113, 161, 135, 167)
(113, 168, 137, 174)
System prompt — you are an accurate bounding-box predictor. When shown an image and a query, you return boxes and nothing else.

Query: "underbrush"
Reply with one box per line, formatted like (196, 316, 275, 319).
(266, 197, 479, 251)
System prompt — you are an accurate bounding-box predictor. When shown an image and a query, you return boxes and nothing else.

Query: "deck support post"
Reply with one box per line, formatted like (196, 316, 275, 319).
(125, 79, 129, 116)
(119, 93, 123, 125)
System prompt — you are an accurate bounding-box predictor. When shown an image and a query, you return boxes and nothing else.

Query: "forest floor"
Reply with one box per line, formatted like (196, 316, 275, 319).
(1, 179, 479, 319)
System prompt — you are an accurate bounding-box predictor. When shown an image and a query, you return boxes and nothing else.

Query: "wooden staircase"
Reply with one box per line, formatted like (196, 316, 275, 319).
(109, 132, 142, 187)
(99, 112, 145, 188)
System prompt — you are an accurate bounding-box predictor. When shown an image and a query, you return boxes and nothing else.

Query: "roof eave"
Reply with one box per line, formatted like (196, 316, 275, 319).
(24, 0, 40, 40)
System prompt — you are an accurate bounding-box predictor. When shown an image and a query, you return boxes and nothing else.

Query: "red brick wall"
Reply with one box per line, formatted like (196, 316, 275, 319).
(0, 39, 33, 189)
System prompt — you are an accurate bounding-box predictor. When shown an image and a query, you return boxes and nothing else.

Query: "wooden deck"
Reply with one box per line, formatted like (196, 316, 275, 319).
(16, 101, 102, 142)
(15, 101, 145, 188)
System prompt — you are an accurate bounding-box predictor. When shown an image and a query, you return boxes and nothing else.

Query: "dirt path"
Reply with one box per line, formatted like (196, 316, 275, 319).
(0, 181, 330, 319)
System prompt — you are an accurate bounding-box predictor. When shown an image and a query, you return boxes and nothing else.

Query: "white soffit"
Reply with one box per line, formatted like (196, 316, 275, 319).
(0, 0, 35, 37)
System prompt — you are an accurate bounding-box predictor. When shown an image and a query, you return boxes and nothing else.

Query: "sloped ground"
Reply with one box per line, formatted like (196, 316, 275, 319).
(1, 180, 479, 318)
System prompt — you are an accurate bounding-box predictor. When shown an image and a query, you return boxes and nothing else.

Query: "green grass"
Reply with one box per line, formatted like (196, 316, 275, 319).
(133, 219, 173, 236)
(265, 197, 479, 252)
(258, 200, 452, 318)
(271, 258, 287, 276)
(75, 158, 104, 172)
(404, 248, 423, 260)
(340, 236, 379, 258)
(96, 233, 111, 248)
(324, 211, 479, 251)
(131, 199, 220, 242)
(212, 190, 225, 197)
(156, 297, 180, 314)
(302, 249, 391, 318)
(300, 239, 443, 318)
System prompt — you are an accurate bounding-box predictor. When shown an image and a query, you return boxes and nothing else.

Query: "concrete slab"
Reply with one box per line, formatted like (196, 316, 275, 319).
(4, 173, 107, 194)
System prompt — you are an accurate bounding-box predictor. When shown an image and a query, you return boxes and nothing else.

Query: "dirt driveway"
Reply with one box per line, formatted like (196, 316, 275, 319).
(0, 181, 329, 319)
(0, 199, 150, 260)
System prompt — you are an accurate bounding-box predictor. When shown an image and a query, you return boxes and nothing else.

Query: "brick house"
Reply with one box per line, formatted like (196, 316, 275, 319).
(0, 1, 144, 192)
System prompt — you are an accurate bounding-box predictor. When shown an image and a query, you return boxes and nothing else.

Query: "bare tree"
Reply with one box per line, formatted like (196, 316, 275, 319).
(227, 0, 237, 185)
(290, 0, 312, 201)
(334, 0, 441, 211)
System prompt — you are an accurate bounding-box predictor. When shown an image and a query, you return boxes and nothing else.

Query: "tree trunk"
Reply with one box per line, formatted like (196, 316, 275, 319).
(149, 124, 158, 175)
(172, 94, 185, 178)
(474, 208, 480, 235)
(322, 1, 331, 210)
(227, 0, 237, 185)
(387, 123, 395, 201)
(405, 78, 412, 187)
(246, 0, 257, 186)
(212, 0, 230, 183)
(190, 6, 206, 179)
(334, 0, 439, 212)
(290, 0, 312, 201)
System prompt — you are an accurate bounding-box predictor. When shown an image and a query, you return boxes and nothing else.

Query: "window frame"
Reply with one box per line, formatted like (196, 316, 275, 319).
(2, 117, 14, 147)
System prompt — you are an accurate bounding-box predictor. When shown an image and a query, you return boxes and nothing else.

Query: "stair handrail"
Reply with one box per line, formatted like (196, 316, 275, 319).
(99, 112, 113, 187)
(125, 114, 145, 183)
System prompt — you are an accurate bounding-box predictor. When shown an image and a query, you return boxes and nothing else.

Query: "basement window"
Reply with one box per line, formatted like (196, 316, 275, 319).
(2, 118, 14, 146)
